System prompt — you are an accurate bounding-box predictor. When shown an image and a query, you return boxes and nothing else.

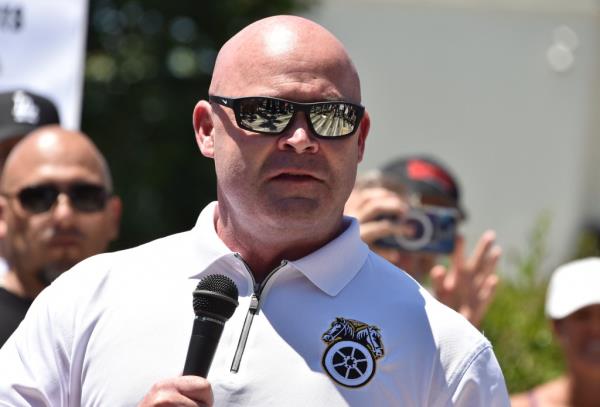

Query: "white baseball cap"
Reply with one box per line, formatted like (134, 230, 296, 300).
(545, 257, 600, 319)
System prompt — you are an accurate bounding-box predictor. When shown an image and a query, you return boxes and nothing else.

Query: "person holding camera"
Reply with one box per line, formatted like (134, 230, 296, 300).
(345, 155, 501, 328)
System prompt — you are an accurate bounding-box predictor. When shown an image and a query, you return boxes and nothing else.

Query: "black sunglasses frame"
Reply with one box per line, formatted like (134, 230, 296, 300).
(2, 182, 110, 214)
(208, 95, 365, 139)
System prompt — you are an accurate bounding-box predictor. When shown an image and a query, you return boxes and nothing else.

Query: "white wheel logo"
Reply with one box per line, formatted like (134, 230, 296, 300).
(322, 340, 375, 387)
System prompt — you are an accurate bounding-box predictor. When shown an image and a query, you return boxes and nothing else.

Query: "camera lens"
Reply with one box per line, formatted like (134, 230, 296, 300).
(393, 209, 433, 251)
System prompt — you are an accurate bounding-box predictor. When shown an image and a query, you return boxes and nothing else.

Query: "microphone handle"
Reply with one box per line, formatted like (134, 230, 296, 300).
(183, 316, 225, 377)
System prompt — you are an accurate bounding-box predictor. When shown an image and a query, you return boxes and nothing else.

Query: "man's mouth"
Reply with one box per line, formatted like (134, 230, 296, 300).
(272, 173, 319, 182)
(48, 238, 80, 246)
(270, 168, 324, 183)
(47, 231, 83, 246)
(584, 339, 600, 355)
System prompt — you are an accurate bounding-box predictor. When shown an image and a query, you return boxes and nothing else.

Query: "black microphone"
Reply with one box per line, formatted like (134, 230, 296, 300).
(183, 274, 239, 377)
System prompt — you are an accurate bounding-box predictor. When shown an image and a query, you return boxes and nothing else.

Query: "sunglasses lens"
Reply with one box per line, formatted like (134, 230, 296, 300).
(309, 102, 361, 138)
(15, 183, 108, 213)
(69, 184, 108, 212)
(237, 98, 294, 134)
(18, 186, 58, 213)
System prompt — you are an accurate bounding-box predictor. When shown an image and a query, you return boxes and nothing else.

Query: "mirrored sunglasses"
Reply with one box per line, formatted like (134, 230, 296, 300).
(208, 95, 364, 138)
(8, 182, 109, 214)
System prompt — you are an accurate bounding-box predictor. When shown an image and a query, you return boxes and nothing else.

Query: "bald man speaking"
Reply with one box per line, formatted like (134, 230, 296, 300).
(0, 16, 508, 406)
(0, 125, 121, 345)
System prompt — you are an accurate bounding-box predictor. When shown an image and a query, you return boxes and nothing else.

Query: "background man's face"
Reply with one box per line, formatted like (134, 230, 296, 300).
(373, 193, 453, 280)
(554, 304, 600, 378)
(1, 161, 119, 281)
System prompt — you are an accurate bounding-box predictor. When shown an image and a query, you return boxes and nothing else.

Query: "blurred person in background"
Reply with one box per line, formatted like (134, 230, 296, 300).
(345, 155, 501, 327)
(0, 125, 121, 345)
(511, 257, 600, 407)
(0, 90, 61, 276)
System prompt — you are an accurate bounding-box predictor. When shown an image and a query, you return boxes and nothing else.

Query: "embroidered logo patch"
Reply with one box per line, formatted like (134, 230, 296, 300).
(321, 317, 384, 387)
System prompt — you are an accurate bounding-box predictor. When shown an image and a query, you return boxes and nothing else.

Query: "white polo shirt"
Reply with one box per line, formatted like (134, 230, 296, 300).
(0, 202, 509, 406)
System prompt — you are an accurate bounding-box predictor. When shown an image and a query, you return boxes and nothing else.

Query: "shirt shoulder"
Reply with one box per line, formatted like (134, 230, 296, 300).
(352, 251, 508, 405)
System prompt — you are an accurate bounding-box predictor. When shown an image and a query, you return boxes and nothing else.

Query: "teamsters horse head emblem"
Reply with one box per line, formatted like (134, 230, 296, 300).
(321, 317, 385, 387)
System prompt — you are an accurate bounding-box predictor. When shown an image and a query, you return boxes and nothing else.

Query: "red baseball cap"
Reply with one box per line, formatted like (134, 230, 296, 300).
(380, 155, 467, 220)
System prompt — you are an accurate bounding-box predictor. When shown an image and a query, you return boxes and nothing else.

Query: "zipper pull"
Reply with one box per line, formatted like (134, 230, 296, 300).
(249, 293, 259, 313)
(229, 260, 287, 374)
(230, 293, 259, 373)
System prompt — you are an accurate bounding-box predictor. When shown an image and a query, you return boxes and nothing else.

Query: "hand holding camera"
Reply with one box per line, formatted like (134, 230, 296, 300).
(344, 186, 410, 246)
(345, 185, 501, 328)
(373, 205, 459, 254)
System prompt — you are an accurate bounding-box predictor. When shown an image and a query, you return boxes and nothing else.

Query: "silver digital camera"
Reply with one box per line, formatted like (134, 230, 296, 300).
(374, 205, 459, 254)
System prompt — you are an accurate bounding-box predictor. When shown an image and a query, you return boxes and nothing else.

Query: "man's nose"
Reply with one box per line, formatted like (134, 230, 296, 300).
(277, 113, 319, 154)
(51, 194, 76, 225)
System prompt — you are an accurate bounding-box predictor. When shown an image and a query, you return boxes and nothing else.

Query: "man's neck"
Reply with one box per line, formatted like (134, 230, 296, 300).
(1, 269, 44, 300)
(214, 204, 345, 282)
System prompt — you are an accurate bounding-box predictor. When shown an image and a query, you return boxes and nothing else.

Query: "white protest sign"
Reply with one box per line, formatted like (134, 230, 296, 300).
(0, 0, 89, 130)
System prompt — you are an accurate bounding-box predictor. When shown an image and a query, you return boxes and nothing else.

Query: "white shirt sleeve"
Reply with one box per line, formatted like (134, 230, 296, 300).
(451, 346, 510, 406)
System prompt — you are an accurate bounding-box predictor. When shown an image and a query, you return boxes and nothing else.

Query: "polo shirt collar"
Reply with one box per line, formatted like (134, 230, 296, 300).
(288, 218, 369, 296)
(187, 202, 370, 297)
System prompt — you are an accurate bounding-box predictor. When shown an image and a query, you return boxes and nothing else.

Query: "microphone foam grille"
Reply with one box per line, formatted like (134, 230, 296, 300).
(192, 274, 239, 320)
(196, 274, 239, 300)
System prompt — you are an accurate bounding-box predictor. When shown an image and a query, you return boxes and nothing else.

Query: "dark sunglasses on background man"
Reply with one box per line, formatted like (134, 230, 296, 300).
(208, 95, 365, 138)
(1, 182, 109, 214)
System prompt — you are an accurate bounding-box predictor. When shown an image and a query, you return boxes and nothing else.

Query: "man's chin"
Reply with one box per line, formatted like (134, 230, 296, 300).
(267, 196, 323, 215)
(37, 261, 77, 286)
(40, 254, 82, 279)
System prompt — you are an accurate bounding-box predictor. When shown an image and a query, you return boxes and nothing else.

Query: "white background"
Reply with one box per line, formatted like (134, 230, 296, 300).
(305, 0, 600, 275)
(0, 0, 89, 129)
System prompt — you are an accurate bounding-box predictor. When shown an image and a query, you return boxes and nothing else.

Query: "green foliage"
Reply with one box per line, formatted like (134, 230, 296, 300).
(572, 227, 600, 259)
(482, 213, 564, 393)
(83, 0, 318, 250)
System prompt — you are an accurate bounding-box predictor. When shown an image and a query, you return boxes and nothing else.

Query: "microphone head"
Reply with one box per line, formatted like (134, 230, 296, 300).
(192, 274, 239, 322)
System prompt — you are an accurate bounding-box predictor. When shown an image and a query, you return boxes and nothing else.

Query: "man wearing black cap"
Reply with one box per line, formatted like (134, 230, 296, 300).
(0, 89, 61, 277)
(0, 89, 61, 171)
(345, 155, 501, 328)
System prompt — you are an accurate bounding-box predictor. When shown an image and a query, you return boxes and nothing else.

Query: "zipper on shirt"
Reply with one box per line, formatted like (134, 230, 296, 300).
(230, 255, 288, 373)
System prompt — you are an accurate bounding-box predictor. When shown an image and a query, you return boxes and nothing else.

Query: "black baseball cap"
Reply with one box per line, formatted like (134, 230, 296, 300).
(0, 89, 60, 142)
(380, 155, 467, 220)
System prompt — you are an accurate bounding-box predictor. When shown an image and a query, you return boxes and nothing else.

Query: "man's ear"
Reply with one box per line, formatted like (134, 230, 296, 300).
(0, 197, 7, 239)
(193, 100, 215, 158)
(357, 110, 370, 162)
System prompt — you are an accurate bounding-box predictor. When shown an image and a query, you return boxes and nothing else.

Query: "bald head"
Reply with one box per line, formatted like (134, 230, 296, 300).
(0, 125, 121, 299)
(210, 15, 362, 102)
(1, 125, 112, 193)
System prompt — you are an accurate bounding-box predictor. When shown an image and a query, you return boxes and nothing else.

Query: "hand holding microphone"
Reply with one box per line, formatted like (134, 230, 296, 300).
(139, 274, 239, 407)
